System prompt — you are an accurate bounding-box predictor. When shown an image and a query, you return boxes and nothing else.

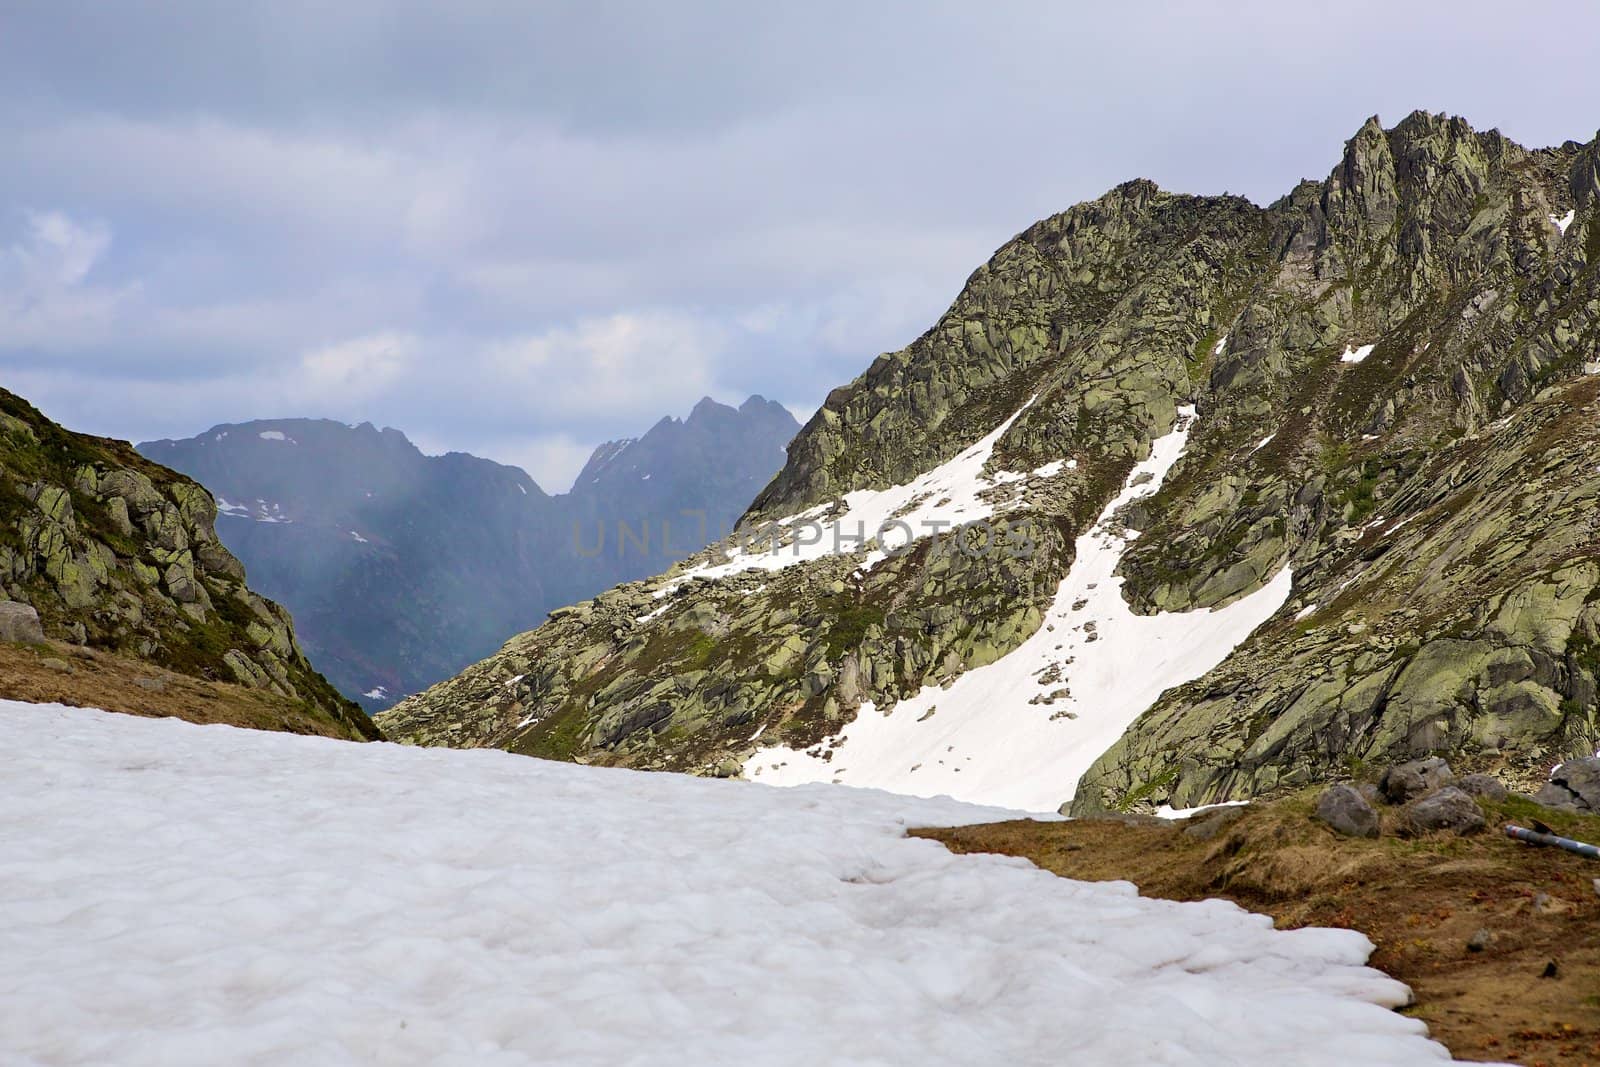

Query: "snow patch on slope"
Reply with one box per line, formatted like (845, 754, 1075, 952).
(1340, 344, 1375, 365)
(214, 497, 293, 524)
(0, 702, 1445, 1066)
(1552, 209, 1576, 235)
(745, 406, 1294, 812)
(657, 396, 1059, 594)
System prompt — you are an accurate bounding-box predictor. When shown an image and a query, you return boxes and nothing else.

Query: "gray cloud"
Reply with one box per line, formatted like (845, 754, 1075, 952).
(2, 1, 1597, 488)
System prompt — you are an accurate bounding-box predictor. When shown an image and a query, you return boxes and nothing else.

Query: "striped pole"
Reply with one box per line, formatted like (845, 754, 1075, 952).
(1505, 824, 1600, 860)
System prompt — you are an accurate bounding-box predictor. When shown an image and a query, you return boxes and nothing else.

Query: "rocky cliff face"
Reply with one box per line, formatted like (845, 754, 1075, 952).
(140, 397, 797, 708)
(380, 113, 1600, 814)
(0, 389, 374, 740)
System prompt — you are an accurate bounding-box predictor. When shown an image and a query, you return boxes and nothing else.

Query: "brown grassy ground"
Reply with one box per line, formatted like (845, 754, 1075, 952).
(0, 639, 373, 740)
(917, 794, 1600, 1066)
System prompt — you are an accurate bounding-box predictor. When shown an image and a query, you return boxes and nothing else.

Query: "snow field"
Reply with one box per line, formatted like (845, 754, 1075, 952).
(745, 407, 1294, 812)
(0, 702, 1453, 1066)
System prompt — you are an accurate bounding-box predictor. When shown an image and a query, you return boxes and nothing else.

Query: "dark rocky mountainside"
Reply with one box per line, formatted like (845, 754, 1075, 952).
(381, 113, 1600, 814)
(139, 397, 797, 708)
(0, 388, 374, 740)
(566, 396, 801, 585)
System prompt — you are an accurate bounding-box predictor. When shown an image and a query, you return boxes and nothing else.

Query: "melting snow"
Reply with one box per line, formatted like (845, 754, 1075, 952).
(1552, 209, 1576, 235)
(658, 398, 1049, 594)
(0, 702, 1446, 1065)
(1294, 604, 1319, 622)
(257, 430, 295, 443)
(1214, 335, 1228, 356)
(635, 602, 672, 625)
(1249, 434, 1274, 455)
(1155, 800, 1249, 820)
(215, 497, 291, 524)
(1340, 344, 1375, 365)
(746, 407, 1294, 812)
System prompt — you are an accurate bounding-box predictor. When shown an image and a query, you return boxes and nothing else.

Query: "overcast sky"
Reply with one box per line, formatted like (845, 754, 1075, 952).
(2, 2, 1597, 489)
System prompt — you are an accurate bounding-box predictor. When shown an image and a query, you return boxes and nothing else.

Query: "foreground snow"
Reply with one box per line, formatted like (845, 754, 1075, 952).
(0, 703, 1451, 1066)
(746, 407, 1293, 811)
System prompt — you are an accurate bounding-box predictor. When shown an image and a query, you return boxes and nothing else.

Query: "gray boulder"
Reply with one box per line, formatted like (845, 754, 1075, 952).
(1380, 757, 1456, 804)
(1315, 784, 1380, 839)
(1401, 787, 1487, 836)
(1548, 755, 1600, 812)
(1456, 773, 1509, 802)
(1182, 805, 1248, 841)
(1533, 782, 1584, 812)
(0, 601, 46, 645)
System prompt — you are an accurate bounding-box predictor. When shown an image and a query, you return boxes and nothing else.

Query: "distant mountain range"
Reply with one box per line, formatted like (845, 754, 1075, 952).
(139, 396, 797, 708)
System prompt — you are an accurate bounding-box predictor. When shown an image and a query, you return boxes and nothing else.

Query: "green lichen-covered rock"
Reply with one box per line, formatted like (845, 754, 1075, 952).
(0, 388, 376, 741)
(386, 113, 1600, 804)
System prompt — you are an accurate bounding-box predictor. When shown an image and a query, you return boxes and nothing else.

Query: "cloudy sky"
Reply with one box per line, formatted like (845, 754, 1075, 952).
(3, 2, 1597, 489)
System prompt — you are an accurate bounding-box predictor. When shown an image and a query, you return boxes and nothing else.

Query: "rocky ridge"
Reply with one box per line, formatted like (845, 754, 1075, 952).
(382, 113, 1600, 813)
(0, 389, 373, 740)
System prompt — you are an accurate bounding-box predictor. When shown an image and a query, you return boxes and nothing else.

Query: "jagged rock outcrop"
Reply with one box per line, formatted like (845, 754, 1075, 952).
(0, 389, 374, 740)
(382, 113, 1600, 813)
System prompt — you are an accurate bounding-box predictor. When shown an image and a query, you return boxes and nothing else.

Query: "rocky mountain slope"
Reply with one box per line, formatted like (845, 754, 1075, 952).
(381, 112, 1600, 815)
(139, 397, 797, 708)
(0, 388, 374, 740)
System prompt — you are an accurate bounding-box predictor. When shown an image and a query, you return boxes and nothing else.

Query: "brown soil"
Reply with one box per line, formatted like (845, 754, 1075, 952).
(0, 639, 372, 740)
(917, 794, 1600, 1065)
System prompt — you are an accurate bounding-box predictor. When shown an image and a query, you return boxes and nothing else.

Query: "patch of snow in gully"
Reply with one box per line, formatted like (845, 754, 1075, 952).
(658, 396, 1048, 593)
(1339, 344, 1375, 364)
(0, 703, 1446, 1066)
(746, 407, 1293, 812)
(1551, 209, 1575, 235)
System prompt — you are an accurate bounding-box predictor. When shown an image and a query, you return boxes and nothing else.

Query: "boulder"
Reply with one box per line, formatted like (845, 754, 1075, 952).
(1456, 773, 1509, 802)
(1315, 784, 1380, 839)
(1380, 757, 1456, 804)
(1548, 755, 1600, 812)
(1401, 787, 1486, 836)
(0, 601, 46, 645)
(1532, 782, 1584, 812)
(1182, 805, 1248, 841)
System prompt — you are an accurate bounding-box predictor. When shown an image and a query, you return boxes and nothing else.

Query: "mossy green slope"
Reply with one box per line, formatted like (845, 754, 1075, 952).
(0, 389, 376, 740)
(383, 113, 1600, 804)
